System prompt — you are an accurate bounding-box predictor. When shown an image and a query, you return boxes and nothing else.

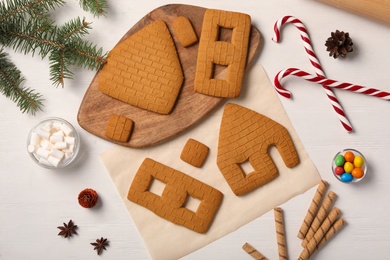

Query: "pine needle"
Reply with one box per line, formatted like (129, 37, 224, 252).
(79, 0, 108, 17)
(0, 0, 108, 115)
(0, 48, 43, 114)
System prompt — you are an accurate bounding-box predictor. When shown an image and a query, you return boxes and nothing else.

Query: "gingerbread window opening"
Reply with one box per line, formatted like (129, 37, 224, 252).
(217, 26, 233, 43)
(212, 63, 229, 80)
(238, 159, 256, 177)
(148, 177, 166, 197)
(183, 194, 202, 213)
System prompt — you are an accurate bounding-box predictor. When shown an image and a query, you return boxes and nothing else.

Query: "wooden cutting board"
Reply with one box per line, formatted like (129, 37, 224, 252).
(77, 4, 262, 148)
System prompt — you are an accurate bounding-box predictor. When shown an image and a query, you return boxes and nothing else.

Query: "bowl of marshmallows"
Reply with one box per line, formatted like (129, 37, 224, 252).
(27, 117, 80, 168)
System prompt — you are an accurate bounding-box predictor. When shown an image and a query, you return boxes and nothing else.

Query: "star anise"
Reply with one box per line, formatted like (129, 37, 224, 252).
(91, 237, 109, 255)
(57, 219, 78, 238)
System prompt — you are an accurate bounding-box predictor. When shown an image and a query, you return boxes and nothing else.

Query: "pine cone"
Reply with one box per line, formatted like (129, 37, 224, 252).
(325, 30, 353, 59)
(78, 188, 99, 208)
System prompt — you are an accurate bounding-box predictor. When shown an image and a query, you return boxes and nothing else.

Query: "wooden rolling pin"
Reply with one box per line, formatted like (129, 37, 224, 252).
(314, 0, 390, 25)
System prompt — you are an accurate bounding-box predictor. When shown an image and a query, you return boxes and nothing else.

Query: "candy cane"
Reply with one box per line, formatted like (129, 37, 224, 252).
(274, 68, 390, 101)
(273, 16, 353, 132)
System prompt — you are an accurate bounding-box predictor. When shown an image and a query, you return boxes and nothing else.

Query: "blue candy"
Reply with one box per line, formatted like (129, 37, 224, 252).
(340, 173, 353, 183)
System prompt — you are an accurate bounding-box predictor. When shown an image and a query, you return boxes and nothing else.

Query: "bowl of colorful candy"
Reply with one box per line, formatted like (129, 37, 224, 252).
(27, 117, 80, 168)
(332, 149, 367, 183)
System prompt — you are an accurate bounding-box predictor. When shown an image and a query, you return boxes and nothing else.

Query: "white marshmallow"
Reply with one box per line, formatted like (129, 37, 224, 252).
(50, 135, 63, 143)
(52, 122, 62, 130)
(41, 140, 53, 150)
(36, 128, 51, 140)
(39, 157, 52, 166)
(48, 155, 61, 167)
(65, 136, 75, 145)
(55, 142, 67, 149)
(64, 152, 73, 161)
(52, 130, 64, 136)
(30, 132, 41, 146)
(50, 148, 64, 160)
(42, 122, 52, 132)
(36, 147, 50, 159)
(60, 123, 73, 136)
(28, 144, 36, 153)
(64, 145, 74, 153)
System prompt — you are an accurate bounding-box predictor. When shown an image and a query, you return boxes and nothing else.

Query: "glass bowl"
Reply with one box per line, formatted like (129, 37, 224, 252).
(27, 117, 80, 169)
(332, 149, 367, 183)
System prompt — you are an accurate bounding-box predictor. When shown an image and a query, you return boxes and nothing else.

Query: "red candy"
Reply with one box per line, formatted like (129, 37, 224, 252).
(334, 166, 344, 176)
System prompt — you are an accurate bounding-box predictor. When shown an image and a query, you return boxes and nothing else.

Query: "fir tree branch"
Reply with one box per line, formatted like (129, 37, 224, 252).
(49, 48, 73, 87)
(0, 0, 65, 23)
(0, 48, 43, 114)
(79, 0, 107, 17)
(65, 38, 106, 70)
(1, 18, 62, 58)
(57, 17, 91, 42)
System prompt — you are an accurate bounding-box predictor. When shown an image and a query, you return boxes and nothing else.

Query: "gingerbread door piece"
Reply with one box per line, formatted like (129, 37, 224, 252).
(217, 103, 300, 196)
(194, 9, 251, 98)
(127, 158, 223, 233)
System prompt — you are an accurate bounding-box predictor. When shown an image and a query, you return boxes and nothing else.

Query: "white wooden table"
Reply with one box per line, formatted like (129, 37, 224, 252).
(1, 0, 390, 259)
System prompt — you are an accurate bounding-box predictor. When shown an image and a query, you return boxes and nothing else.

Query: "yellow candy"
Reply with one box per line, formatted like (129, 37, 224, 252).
(354, 156, 365, 168)
(344, 162, 354, 173)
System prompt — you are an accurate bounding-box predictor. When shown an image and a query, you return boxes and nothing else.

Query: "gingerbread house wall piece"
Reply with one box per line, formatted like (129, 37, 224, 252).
(217, 103, 300, 196)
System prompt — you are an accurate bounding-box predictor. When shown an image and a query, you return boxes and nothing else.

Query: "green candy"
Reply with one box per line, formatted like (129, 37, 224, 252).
(334, 154, 345, 167)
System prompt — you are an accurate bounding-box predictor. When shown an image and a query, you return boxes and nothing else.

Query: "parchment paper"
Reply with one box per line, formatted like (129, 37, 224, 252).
(100, 64, 321, 259)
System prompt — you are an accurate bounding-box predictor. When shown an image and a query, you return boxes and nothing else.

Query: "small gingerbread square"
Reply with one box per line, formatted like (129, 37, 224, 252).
(105, 114, 134, 143)
(180, 138, 209, 167)
(172, 16, 198, 47)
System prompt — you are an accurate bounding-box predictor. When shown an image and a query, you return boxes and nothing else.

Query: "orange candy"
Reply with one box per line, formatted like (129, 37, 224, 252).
(344, 151, 355, 162)
(352, 167, 364, 178)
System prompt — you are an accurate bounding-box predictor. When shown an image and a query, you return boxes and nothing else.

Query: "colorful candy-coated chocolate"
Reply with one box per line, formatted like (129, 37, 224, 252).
(340, 173, 353, 183)
(344, 151, 355, 162)
(344, 161, 354, 173)
(334, 154, 345, 166)
(334, 166, 344, 176)
(352, 167, 364, 178)
(354, 155, 365, 167)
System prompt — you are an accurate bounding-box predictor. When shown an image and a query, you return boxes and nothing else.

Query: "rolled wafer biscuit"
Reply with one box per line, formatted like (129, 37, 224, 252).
(302, 191, 337, 247)
(242, 243, 268, 260)
(274, 207, 288, 260)
(297, 180, 329, 239)
(298, 218, 347, 260)
(299, 207, 341, 259)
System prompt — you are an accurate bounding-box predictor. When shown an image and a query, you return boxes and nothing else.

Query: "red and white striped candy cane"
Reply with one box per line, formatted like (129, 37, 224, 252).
(275, 68, 390, 101)
(273, 15, 353, 132)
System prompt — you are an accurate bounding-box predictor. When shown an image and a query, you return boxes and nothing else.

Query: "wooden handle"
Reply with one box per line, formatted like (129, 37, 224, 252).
(314, 0, 390, 25)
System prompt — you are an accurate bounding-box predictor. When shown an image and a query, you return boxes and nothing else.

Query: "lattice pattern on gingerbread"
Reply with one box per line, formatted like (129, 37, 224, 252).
(180, 138, 209, 167)
(217, 103, 300, 196)
(127, 158, 223, 233)
(172, 16, 198, 47)
(194, 9, 251, 98)
(105, 114, 134, 142)
(98, 20, 184, 115)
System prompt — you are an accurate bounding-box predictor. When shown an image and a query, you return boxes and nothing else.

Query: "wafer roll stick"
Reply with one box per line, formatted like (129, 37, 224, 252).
(274, 207, 288, 260)
(302, 191, 337, 247)
(297, 180, 329, 239)
(298, 207, 341, 259)
(316, 218, 347, 251)
(242, 243, 269, 260)
(298, 218, 347, 260)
